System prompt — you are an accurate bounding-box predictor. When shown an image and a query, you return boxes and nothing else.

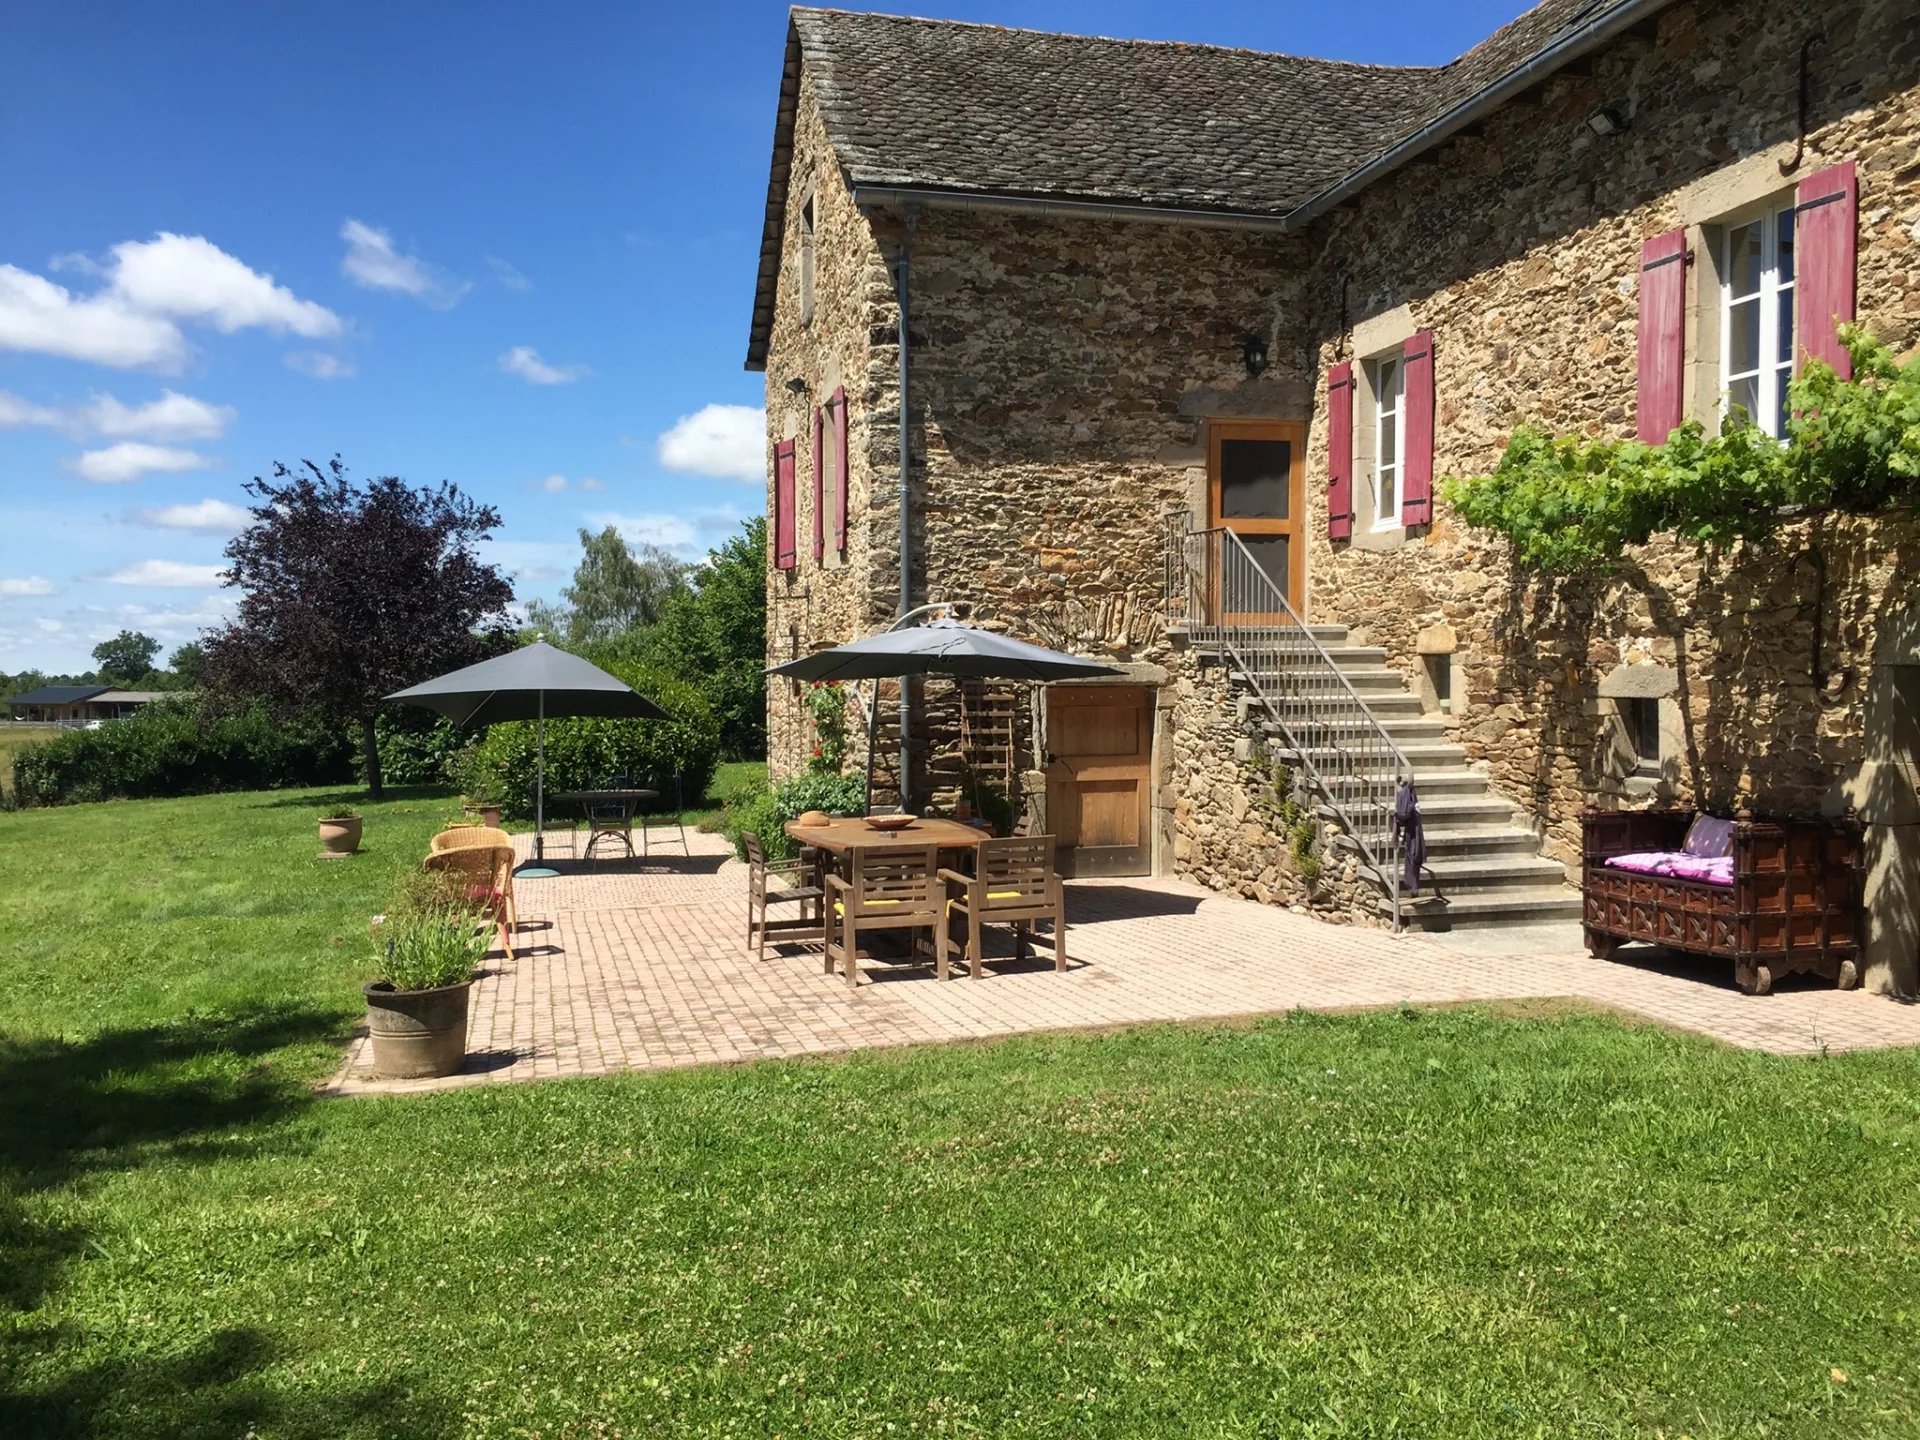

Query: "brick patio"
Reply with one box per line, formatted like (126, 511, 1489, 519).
(326, 828, 1920, 1096)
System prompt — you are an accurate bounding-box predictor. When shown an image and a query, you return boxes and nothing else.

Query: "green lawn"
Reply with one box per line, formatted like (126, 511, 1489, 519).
(2, 786, 1918, 1438)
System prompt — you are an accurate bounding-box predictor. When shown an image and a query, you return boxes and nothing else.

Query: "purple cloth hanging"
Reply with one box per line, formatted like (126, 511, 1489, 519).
(1392, 780, 1426, 896)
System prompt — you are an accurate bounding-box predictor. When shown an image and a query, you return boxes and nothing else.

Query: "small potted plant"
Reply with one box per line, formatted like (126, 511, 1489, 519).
(317, 806, 363, 858)
(458, 752, 506, 828)
(364, 869, 489, 1079)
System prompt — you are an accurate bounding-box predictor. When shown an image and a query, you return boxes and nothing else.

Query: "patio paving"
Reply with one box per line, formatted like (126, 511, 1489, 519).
(326, 828, 1920, 1096)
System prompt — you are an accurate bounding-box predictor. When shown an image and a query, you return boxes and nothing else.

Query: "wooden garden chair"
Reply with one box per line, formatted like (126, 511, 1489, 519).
(423, 841, 518, 958)
(822, 844, 946, 987)
(940, 835, 1065, 981)
(744, 831, 826, 959)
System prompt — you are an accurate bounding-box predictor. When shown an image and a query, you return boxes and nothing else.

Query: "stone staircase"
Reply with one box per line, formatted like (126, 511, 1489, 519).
(1206, 624, 1583, 932)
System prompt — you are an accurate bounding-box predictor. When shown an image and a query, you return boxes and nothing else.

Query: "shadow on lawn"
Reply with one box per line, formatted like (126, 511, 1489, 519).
(246, 784, 454, 811)
(0, 1322, 458, 1440)
(0, 1006, 338, 1311)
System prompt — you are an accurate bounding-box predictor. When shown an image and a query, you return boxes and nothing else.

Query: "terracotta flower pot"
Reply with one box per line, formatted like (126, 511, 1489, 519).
(363, 979, 473, 1079)
(478, 804, 503, 828)
(318, 816, 363, 858)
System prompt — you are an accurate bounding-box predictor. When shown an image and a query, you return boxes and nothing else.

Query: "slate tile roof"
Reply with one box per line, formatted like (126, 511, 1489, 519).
(748, 0, 1660, 366)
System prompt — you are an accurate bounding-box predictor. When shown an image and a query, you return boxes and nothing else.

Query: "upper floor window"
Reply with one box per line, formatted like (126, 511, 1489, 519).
(1722, 204, 1795, 438)
(799, 195, 817, 326)
(1370, 354, 1404, 529)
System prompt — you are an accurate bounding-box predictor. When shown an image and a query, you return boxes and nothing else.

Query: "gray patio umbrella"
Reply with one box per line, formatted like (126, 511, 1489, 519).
(766, 618, 1123, 807)
(387, 639, 668, 873)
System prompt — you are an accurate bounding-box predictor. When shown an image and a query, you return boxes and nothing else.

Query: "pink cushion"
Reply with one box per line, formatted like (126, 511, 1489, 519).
(1664, 854, 1735, 886)
(1604, 852, 1674, 876)
(1682, 814, 1735, 859)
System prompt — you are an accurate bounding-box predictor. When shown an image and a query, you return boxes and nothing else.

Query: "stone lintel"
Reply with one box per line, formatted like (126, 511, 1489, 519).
(1597, 663, 1677, 699)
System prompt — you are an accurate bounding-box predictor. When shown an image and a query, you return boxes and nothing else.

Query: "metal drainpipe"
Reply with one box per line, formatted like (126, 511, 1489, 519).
(894, 203, 919, 809)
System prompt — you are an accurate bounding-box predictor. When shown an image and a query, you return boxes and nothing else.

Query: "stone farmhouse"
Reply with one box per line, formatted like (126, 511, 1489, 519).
(746, 0, 1919, 991)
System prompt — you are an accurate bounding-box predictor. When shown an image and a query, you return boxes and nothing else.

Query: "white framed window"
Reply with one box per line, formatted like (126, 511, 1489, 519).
(1720, 203, 1795, 438)
(1370, 354, 1404, 529)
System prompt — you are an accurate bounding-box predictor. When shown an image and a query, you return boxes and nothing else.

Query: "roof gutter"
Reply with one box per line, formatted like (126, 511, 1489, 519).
(853, 184, 1293, 232)
(1286, 0, 1675, 229)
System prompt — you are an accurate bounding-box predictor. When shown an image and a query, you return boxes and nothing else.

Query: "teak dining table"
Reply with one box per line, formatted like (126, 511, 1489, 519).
(782, 815, 990, 863)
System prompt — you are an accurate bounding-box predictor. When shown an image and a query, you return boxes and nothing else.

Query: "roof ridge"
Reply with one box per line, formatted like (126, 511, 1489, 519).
(789, 7, 1440, 76)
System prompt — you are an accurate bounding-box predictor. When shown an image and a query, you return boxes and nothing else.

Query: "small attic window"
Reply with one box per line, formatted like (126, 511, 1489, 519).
(799, 194, 817, 326)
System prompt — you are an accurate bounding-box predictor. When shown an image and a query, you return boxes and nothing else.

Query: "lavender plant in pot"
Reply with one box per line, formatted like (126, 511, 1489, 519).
(364, 870, 489, 1079)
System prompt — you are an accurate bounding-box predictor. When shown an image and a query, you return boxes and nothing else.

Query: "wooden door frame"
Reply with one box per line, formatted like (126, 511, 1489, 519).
(1206, 419, 1307, 619)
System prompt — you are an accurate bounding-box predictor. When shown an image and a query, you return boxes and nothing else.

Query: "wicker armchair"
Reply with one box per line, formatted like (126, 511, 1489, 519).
(431, 824, 508, 854)
(423, 841, 518, 958)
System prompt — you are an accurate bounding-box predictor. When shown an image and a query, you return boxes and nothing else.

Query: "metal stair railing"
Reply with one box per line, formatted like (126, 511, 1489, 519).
(1165, 515, 1412, 926)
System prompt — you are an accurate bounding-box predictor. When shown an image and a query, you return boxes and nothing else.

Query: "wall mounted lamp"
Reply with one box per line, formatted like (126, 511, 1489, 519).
(1242, 334, 1269, 378)
(785, 376, 810, 395)
(1585, 104, 1631, 137)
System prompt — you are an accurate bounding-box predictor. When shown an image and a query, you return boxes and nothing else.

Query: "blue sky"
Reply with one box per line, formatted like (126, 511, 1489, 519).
(0, 0, 1526, 674)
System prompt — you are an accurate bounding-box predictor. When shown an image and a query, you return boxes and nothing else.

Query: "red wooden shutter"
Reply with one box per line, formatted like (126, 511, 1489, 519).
(773, 440, 796, 571)
(831, 386, 849, 555)
(1636, 228, 1688, 443)
(1326, 362, 1355, 540)
(810, 405, 825, 562)
(1401, 331, 1434, 526)
(1795, 160, 1858, 379)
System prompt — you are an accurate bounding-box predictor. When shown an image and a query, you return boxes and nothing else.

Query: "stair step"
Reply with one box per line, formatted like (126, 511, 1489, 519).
(1314, 796, 1521, 829)
(1278, 742, 1470, 771)
(1319, 769, 1492, 796)
(1267, 645, 1389, 668)
(1418, 827, 1551, 857)
(1418, 854, 1573, 894)
(1262, 717, 1451, 743)
(1384, 886, 1586, 930)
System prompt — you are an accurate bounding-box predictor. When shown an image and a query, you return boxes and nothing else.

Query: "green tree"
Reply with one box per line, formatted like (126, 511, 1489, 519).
(526, 526, 691, 646)
(202, 457, 515, 797)
(616, 518, 766, 758)
(166, 640, 206, 687)
(92, 630, 160, 684)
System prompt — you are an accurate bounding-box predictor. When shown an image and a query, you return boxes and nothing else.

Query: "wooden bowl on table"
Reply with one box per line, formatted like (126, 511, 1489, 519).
(862, 814, 918, 832)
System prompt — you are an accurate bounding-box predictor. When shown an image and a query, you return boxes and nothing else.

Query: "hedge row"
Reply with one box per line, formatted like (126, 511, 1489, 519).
(10, 701, 356, 806)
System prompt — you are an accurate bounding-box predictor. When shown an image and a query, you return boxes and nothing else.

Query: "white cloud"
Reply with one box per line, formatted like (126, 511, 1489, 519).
(584, 511, 699, 552)
(579, 475, 605, 492)
(655, 403, 766, 482)
(339, 219, 468, 307)
(84, 390, 234, 441)
(0, 387, 233, 440)
(67, 442, 209, 485)
(136, 497, 251, 532)
(499, 345, 589, 385)
(0, 391, 65, 429)
(0, 576, 56, 597)
(284, 350, 355, 380)
(107, 232, 340, 337)
(0, 233, 340, 372)
(104, 559, 227, 587)
(486, 255, 531, 291)
(540, 473, 569, 493)
(0, 265, 188, 369)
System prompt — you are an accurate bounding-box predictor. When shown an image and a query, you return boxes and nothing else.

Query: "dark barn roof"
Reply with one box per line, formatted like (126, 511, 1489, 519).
(746, 0, 1662, 368)
(9, 685, 109, 706)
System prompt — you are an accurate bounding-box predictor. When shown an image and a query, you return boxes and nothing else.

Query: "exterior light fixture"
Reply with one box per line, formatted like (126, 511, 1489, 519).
(1242, 335, 1269, 378)
(785, 376, 809, 395)
(1586, 104, 1630, 136)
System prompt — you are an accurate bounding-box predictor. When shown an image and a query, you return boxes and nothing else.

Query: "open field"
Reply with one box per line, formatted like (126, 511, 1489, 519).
(1, 785, 1916, 1438)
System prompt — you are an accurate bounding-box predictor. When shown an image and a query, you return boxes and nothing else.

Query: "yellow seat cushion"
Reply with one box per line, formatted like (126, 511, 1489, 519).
(832, 898, 902, 915)
(946, 891, 1025, 915)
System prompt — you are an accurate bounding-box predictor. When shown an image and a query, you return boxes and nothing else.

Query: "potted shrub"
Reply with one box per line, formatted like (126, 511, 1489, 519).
(364, 870, 489, 1079)
(457, 751, 506, 828)
(317, 807, 363, 858)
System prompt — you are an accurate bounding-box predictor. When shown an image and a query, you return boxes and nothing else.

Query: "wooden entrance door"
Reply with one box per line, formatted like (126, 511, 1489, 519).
(1208, 420, 1306, 620)
(1046, 685, 1152, 877)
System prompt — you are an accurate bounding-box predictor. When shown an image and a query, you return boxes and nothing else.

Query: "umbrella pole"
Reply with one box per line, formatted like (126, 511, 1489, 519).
(864, 683, 880, 814)
(535, 691, 546, 862)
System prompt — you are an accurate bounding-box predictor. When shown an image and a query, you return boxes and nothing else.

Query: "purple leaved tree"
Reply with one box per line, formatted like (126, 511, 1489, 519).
(203, 457, 515, 798)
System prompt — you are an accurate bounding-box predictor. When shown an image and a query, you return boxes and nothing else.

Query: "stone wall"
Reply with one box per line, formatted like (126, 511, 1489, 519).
(761, 76, 895, 781)
(1163, 655, 1385, 926)
(1295, 0, 1920, 875)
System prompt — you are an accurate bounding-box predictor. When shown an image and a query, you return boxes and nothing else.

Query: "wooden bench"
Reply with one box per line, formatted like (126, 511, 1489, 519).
(1581, 808, 1863, 995)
